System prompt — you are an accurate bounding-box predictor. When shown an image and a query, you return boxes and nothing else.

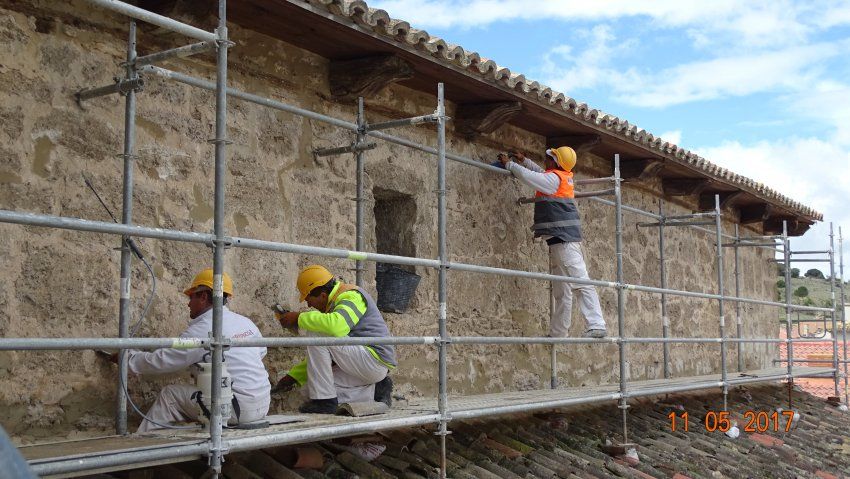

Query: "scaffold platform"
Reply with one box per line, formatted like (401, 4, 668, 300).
(21, 366, 835, 478)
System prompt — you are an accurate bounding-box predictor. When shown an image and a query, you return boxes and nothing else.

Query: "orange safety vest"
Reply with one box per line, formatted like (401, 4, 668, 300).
(534, 169, 575, 199)
(532, 169, 582, 242)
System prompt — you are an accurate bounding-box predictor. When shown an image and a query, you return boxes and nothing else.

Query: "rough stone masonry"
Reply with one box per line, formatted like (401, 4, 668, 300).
(0, 0, 776, 441)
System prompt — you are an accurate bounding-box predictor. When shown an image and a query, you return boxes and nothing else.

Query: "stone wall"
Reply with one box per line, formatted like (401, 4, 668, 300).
(0, 1, 777, 441)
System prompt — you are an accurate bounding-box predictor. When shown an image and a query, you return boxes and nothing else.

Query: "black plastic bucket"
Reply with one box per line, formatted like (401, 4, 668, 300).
(376, 263, 421, 313)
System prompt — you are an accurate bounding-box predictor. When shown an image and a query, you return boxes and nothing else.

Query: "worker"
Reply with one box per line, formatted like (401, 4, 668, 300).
(273, 265, 396, 414)
(499, 148, 607, 338)
(120, 268, 270, 432)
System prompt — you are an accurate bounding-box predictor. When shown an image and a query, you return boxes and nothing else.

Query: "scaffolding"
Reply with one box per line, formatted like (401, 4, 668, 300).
(2, 1, 847, 477)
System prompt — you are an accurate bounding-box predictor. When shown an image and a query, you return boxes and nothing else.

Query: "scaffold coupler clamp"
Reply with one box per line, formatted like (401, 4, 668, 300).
(206, 236, 234, 250)
(206, 332, 232, 353)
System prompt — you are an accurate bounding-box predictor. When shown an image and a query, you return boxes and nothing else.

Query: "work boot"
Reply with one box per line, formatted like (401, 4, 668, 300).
(374, 375, 393, 407)
(582, 329, 607, 339)
(298, 397, 338, 414)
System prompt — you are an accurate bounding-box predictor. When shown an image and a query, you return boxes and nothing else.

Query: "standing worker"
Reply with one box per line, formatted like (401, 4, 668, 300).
(116, 268, 271, 432)
(274, 265, 395, 414)
(499, 148, 607, 338)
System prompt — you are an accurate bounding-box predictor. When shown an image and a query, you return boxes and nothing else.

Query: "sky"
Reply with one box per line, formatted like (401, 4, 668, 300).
(370, 0, 850, 280)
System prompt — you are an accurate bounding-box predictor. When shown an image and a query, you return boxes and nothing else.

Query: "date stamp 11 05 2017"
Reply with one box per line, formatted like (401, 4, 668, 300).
(667, 410, 795, 433)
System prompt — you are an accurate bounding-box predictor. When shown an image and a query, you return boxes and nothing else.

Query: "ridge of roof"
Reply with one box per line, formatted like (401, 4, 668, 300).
(300, 0, 822, 222)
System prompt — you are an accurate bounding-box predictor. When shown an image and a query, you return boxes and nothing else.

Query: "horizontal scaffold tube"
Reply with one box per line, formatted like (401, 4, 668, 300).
(0, 337, 204, 351)
(0, 209, 834, 313)
(83, 0, 216, 41)
(450, 393, 621, 420)
(29, 442, 208, 476)
(451, 336, 617, 345)
(140, 65, 784, 248)
(141, 65, 510, 176)
(0, 336, 439, 351)
(1, 335, 827, 351)
(227, 414, 441, 452)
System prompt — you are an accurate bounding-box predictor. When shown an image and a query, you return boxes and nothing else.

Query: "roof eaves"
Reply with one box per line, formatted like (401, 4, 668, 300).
(299, 0, 822, 222)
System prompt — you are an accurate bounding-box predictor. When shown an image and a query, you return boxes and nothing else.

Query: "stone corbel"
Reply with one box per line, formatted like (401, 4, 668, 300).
(329, 54, 414, 102)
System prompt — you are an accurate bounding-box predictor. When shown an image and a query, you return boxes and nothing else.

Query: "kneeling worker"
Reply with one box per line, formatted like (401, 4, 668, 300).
(125, 269, 270, 432)
(275, 265, 396, 414)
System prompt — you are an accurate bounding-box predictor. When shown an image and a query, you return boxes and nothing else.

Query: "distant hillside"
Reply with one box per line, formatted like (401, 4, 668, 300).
(776, 276, 844, 309)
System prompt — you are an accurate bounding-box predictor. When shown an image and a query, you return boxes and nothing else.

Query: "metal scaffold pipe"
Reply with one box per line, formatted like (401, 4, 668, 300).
(355, 97, 366, 286)
(714, 194, 728, 411)
(435, 83, 449, 479)
(734, 224, 743, 372)
(208, 2, 229, 474)
(82, 0, 216, 41)
(138, 65, 784, 251)
(0, 209, 835, 313)
(840, 227, 849, 406)
(783, 221, 794, 408)
(659, 199, 670, 379)
(614, 154, 629, 444)
(115, 20, 138, 435)
(131, 41, 216, 67)
(829, 223, 840, 399)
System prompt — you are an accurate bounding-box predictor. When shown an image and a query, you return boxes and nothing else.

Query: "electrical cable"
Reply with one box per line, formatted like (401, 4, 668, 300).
(84, 174, 196, 430)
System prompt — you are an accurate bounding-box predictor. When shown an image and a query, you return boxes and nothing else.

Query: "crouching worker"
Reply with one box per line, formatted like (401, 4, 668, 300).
(125, 269, 270, 432)
(274, 265, 396, 414)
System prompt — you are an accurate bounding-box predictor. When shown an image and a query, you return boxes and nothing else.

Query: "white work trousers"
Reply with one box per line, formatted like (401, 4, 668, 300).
(549, 241, 606, 337)
(305, 332, 388, 403)
(137, 384, 269, 433)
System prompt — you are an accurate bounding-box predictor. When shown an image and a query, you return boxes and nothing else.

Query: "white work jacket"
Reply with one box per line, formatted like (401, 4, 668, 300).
(128, 306, 271, 402)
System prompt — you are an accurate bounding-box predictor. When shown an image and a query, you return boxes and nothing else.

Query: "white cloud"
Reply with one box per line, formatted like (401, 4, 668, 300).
(369, 0, 817, 47)
(540, 40, 844, 108)
(659, 130, 682, 146)
(695, 137, 850, 266)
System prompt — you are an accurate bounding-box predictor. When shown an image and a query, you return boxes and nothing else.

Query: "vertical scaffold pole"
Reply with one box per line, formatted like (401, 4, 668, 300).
(734, 224, 743, 372)
(355, 97, 366, 287)
(435, 83, 449, 479)
(209, 1, 230, 475)
(550, 281, 557, 388)
(614, 154, 629, 442)
(839, 227, 848, 406)
(658, 199, 669, 379)
(829, 223, 840, 398)
(116, 20, 137, 436)
(783, 221, 793, 408)
(714, 194, 728, 411)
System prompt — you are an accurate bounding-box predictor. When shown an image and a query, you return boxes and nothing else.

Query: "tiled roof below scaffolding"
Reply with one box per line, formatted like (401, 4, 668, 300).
(214, 0, 823, 235)
(88, 385, 849, 478)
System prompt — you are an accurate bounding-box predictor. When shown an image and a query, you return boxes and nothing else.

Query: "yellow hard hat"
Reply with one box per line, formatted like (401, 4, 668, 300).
(183, 268, 233, 297)
(546, 146, 577, 172)
(297, 265, 334, 301)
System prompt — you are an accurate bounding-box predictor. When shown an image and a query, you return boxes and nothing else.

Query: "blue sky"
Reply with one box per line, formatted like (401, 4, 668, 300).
(370, 0, 850, 276)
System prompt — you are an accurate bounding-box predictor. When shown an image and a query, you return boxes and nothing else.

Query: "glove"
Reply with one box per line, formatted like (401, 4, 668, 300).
(271, 303, 290, 322)
(272, 374, 297, 394)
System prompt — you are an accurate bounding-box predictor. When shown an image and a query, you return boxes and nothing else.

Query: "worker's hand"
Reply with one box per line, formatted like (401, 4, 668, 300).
(278, 311, 300, 330)
(96, 350, 119, 364)
(497, 152, 511, 167)
(510, 151, 526, 162)
(272, 374, 297, 394)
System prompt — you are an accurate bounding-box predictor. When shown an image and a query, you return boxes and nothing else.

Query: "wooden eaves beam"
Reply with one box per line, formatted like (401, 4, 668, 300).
(697, 190, 744, 211)
(662, 178, 710, 196)
(455, 101, 522, 138)
(329, 54, 414, 102)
